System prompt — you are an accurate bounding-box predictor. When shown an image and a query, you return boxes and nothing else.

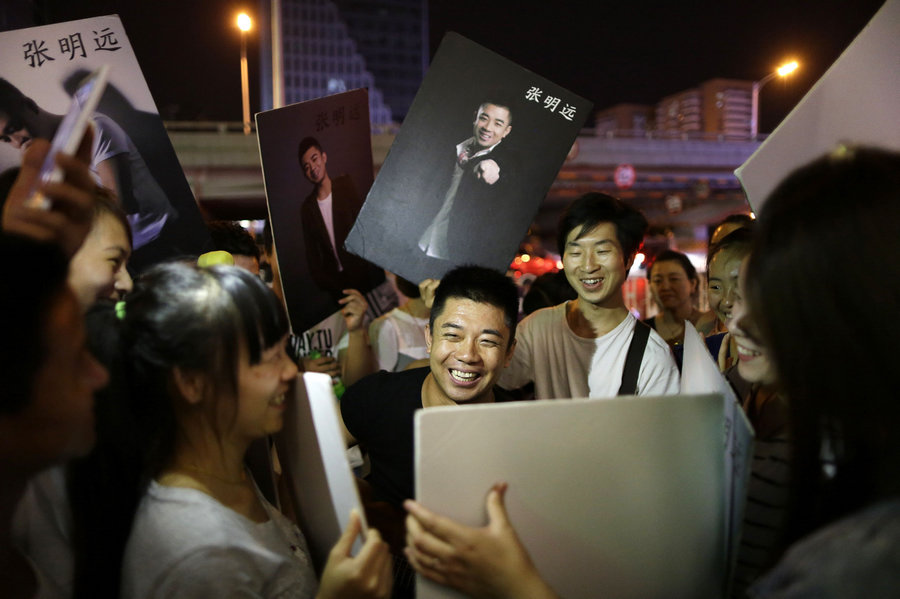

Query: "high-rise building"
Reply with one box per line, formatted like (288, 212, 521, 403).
(699, 79, 753, 139)
(259, 0, 428, 125)
(332, 0, 428, 121)
(655, 79, 753, 139)
(594, 103, 655, 137)
(656, 88, 702, 135)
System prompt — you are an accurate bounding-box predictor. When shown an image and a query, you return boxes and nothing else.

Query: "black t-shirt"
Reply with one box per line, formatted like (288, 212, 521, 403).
(340, 367, 428, 507)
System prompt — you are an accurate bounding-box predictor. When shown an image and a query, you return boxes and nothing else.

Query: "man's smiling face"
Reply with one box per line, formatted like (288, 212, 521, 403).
(472, 103, 511, 150)
(300, 146, 327, 185)
(562, 221, 632, 309)
(425, 297, 514, 405)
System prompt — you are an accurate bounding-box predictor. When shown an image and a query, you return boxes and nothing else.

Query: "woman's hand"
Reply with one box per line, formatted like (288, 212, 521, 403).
(302, 354, 341, 378)
(417, 278, 440, 310)
(404, 483, 558, 599)
(2, 133, 95, 257)
(317, 510, 393, 599)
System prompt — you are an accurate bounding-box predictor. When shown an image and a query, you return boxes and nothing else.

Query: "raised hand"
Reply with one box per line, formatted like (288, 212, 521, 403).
(317, 510, 393, 599)
(2, 132, 95, 257)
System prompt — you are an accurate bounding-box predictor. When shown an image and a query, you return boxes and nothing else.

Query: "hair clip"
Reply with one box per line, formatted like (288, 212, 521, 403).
(197, 250, 235, 268)
(830, 143, 854, 162)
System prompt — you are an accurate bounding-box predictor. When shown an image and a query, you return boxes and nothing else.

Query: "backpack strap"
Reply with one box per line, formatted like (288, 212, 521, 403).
(618, 319, 651, 396)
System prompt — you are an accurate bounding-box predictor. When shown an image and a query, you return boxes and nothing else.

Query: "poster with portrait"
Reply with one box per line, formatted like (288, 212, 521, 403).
(257, 89, 390, 334)
(345, 32, 592, 284)
(0, 15, 211, 271)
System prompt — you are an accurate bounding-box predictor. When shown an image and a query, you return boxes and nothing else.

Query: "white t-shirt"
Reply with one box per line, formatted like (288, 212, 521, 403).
(368, 308, 429, 372)
(121, 480, 317, 599)
(587, 312, 681, 398)
(315, 192, 343, 270)
(500, 302, 679, 399)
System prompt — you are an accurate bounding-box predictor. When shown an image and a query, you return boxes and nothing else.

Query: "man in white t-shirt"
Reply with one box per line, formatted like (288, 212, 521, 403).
(297, 136, 383, 302)
(499, 192, 679, 399)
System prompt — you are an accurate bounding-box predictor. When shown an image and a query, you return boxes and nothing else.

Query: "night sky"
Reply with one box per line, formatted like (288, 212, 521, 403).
(27, 0, 887, 130)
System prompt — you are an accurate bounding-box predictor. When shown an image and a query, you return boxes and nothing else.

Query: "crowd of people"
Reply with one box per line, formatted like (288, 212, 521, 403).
(0, 106, 898, 598)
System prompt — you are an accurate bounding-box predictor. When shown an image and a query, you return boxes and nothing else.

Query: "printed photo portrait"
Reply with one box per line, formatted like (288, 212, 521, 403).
(345, 33, 592, 284)
(257, 89, 389, 334)
(0, 15, 211, 271)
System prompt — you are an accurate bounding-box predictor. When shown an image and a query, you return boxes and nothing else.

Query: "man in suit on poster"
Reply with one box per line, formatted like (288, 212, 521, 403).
(298, 136, 382, 302)
(418, 97, 520, 265)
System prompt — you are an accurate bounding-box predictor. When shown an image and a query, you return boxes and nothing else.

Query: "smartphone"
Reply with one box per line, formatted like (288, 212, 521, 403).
(26, 64, 110, 209)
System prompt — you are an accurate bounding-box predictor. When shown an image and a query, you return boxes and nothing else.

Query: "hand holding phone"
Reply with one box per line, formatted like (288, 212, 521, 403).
(26, 65, 109, 209)
(2, 137, 97, 257)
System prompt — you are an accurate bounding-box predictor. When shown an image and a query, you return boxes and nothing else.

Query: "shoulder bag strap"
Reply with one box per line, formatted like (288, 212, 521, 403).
(618, 320, 651, 396)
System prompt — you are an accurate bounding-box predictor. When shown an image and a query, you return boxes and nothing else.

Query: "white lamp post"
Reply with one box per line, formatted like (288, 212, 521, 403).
(750, 60, 798, 140)
(237, 13, 252, 135)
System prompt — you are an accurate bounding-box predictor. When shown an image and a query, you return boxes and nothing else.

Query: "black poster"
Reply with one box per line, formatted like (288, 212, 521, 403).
(257, 89, 387, 333)
(346, 33, 592, 283)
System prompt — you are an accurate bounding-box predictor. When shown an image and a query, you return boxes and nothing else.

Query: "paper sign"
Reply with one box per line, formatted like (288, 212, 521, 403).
(346, 33, 592, 283)
(0, 16, 211, 271)
(274, 372, 367, 570)
(681, 321, 754, 594)
(257, 89, 389, 333)
(736, 0, 900, 213)
(415, 395, 726, 599)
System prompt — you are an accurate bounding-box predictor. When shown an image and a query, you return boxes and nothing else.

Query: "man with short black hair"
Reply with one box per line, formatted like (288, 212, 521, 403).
(341, 265, 518, 597)
(342, 265, 517, 507)
(499, 192, 679, 399)
(297, 136, 382, 301)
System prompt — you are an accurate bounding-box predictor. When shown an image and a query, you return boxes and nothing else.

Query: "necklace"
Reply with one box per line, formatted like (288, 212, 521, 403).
(656, 314, 685, 342)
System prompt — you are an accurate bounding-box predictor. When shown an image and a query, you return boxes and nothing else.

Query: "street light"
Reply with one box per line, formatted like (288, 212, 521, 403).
(750, 60, 799, 140)
(237, 13, 252, 135)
